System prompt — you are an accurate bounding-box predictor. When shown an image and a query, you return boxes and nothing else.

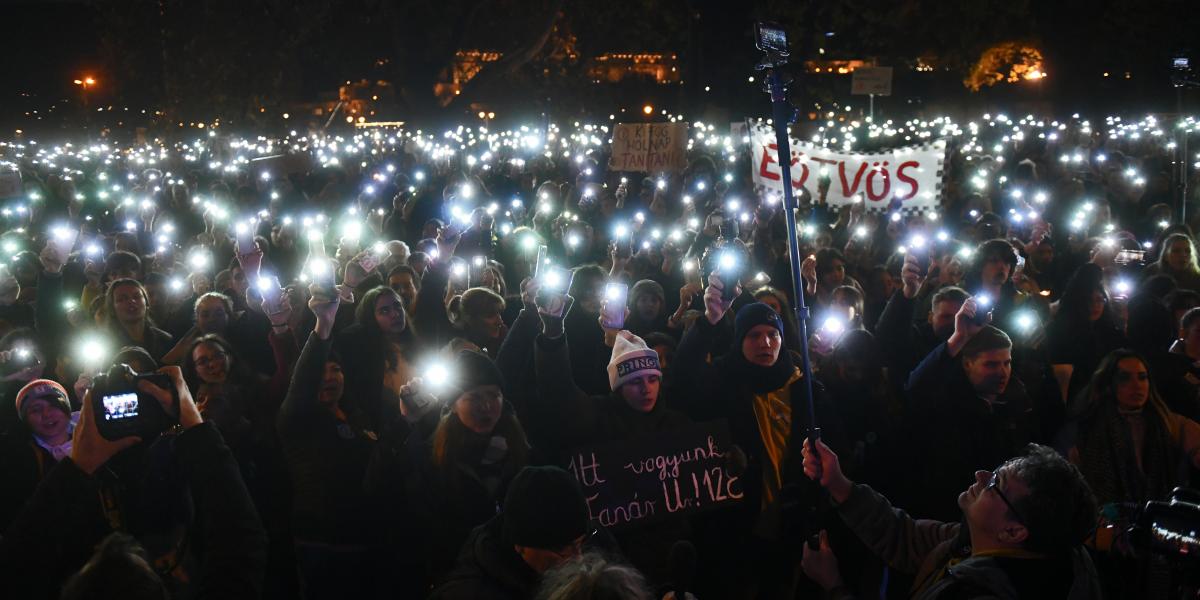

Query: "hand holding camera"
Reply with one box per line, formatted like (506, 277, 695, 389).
(89, 364, 194, 443)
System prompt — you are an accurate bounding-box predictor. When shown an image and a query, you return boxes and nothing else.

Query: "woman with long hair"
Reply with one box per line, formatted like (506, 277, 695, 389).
(102, 278, 174, 362)
(1065, 349, 1200, 504)
(1045, 264, 1127, 404)
(333, 285, 418, 430)
(1144, 232, 1200, 293)
(1062, 349, 1200, 599)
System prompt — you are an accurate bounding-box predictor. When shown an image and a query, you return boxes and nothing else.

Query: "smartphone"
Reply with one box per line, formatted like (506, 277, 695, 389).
(451, 260, 470, 289)
(601, 283, 628, 329)
(614, 237, 632, 260)
(971, 294, 994, 326)
(235, 221, 256, 255)
(716, 252, 741, 302)
(1114, 249, 1146, 266)
(537, 265, 571, 317)
(534, 244, 549, 277)
(309, 257, 338, 300)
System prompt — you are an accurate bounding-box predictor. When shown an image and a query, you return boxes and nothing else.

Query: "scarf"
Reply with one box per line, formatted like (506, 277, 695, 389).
(1075, 401, 1179, 506)
(715, 346, 797, 395)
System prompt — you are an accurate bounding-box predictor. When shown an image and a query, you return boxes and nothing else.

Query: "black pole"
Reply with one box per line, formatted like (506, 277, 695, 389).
(760, 61, 819, 445)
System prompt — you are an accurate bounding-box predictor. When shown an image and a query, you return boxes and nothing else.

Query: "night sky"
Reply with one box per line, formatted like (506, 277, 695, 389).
(3, 0, 1200, 133)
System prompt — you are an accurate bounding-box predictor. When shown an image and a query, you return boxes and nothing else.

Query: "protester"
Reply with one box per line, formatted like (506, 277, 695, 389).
(674, 275, 845, 598)
(904, 299, 1038, 520)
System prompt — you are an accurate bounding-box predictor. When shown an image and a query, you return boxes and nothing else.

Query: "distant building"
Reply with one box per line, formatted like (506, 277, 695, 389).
(587, 53, 681, 84)
(435, 50, 504, 104)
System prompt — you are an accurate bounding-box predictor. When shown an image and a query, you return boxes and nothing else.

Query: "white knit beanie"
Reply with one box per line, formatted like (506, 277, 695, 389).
(607, 331, 662, 391)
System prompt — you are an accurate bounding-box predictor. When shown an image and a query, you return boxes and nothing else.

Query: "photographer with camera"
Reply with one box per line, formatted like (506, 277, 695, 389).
(799, 439, 1101, 599)
(902, 296, 1039, 521)
(0, 365, 267, 600)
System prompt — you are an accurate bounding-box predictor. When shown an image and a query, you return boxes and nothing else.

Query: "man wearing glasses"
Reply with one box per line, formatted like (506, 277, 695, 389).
(799, 440, 1101, 599)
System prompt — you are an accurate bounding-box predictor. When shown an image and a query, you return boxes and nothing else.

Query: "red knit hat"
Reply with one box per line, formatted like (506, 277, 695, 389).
(14, 379, 71, 421)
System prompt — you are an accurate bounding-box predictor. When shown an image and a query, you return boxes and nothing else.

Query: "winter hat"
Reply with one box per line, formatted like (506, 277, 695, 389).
(629, 279, 665, 308)
(15, 379, 71, 421)
(733, 302, 784, 346)
(607, 331, 662, 391)
(502, 466, 590, 549)
(455, 349, 506, 392)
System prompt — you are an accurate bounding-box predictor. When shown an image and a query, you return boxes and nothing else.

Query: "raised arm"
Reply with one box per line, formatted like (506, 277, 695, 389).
(493, 278, 542, 398)
(278, 291, 339, 423)
(803, 439, 958, 575)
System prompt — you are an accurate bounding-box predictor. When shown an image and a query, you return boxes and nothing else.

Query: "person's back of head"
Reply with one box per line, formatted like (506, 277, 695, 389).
(534, 553, 653, 600)
(60, 533, 169, 600)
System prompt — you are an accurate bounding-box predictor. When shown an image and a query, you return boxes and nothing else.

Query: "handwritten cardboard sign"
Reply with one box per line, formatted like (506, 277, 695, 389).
(749, 122, 947, 214)
(609, 123, 688, 173)
(566, 421, 743, 530)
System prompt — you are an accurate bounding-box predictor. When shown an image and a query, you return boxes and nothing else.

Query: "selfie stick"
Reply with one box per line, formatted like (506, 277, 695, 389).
(755, 24, 819, 445)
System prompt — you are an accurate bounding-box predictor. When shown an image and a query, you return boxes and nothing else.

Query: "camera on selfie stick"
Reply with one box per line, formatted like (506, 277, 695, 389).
(754, 21, 826, 548)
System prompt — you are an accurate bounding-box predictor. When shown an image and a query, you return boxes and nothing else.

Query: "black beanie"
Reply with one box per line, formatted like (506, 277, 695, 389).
(455, 349, 505, 392)
(733, 302, 784, 346)
(502, 466, 590, 549)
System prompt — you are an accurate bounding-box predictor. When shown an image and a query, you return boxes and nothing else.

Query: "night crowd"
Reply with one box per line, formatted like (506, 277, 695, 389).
(0, 114, 1199, 600)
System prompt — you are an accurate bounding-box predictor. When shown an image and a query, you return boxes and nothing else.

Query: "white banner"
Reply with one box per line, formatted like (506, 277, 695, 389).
(749, 123, 946, 214)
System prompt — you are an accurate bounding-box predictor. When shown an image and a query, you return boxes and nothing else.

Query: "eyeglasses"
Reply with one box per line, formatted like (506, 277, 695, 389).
(986, 470, 1028, 526)
(194, 350, 228, 369)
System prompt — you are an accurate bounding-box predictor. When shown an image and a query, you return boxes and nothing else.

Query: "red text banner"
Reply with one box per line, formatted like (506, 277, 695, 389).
(750, 123, 946, 214)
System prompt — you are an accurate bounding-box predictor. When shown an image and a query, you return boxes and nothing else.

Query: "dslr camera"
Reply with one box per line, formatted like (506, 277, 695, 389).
(91, 364, 177, 440)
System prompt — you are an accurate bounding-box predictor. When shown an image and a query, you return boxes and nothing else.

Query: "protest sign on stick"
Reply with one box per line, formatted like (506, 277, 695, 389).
(609, 123, 689, 173)
(566, 421, 743, 530)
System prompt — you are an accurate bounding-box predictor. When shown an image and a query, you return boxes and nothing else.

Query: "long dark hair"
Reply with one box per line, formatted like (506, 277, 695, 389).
(1069, 349, 1169, 424)
(1053, 264, 1116, 330)
(355, 286, 416, 346)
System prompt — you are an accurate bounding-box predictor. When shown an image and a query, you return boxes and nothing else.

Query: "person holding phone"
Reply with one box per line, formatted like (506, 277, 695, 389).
(902, 297, 1038, 521)
(672, 274, 847, 598)
(528, 275, 692, 583)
